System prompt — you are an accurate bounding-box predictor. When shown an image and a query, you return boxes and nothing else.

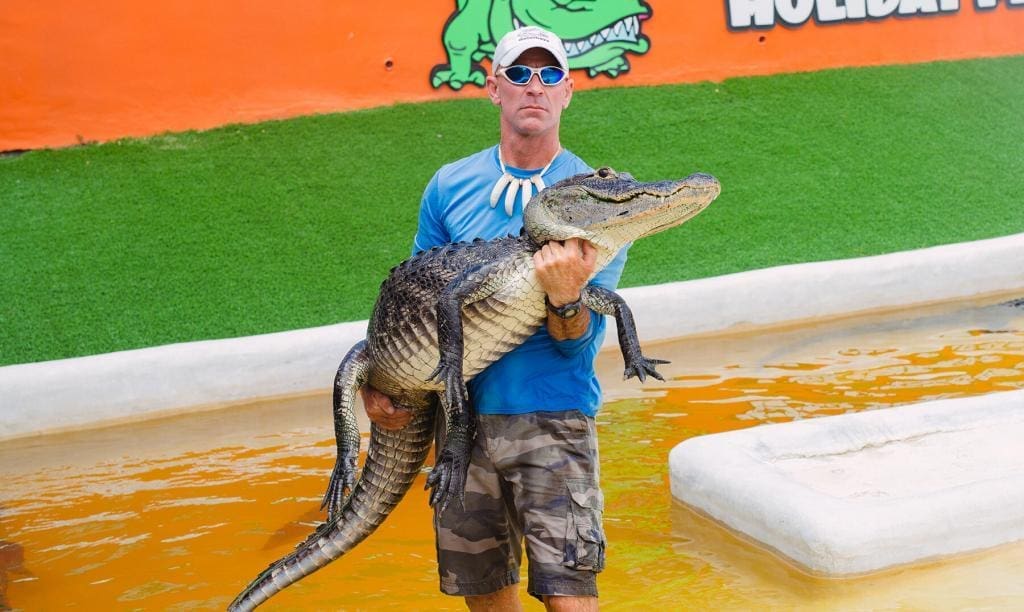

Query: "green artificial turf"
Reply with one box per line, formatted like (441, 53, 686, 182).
(2, 56, 1022, 366)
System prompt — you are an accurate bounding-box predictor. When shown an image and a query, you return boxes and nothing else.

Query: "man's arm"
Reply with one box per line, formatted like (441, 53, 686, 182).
(533, 238, 598, 341)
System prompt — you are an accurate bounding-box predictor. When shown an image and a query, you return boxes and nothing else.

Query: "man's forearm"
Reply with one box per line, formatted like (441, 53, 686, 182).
(534, 238, 598, 341)
(546, 306, 591, 341)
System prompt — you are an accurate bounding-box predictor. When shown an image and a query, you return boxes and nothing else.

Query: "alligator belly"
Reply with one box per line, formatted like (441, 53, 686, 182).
(368, 313, 441, 393)
(368, 291, 546, 395)
(460, 293, 546, 379)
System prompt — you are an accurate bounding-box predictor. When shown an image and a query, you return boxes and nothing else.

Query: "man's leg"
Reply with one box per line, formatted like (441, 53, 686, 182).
(435, 414, 523, 600)
(464, 583, 599, 610)
(466, 584, 523, 611)
(543, 595, 598, 612)
(485, 411, 606, 605)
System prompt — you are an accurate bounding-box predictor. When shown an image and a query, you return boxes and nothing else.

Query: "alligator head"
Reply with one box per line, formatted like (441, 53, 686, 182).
(523, 167, 721, 268)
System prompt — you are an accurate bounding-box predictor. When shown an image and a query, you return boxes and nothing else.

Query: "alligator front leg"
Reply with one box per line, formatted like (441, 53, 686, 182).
(320, 340, 370, 521)
(582, 285, 669, 382)
(425, 261, 506, 512)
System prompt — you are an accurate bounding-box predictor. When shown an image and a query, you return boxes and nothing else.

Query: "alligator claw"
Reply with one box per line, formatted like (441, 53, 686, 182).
(425, 446, 470, 514)
(624, 356, 670, 382)
(427, 365, 442, 383)
(427, 359, 458, 386)
(320, 455, 357, 521)
(430, 360, 469, 412)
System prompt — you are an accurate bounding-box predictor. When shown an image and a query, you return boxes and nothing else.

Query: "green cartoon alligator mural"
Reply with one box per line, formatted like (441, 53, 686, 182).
(430, 0, 652, 90)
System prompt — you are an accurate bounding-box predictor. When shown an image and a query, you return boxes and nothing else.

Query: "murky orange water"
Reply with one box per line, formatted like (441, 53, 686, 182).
(3, 295, 1024, 610)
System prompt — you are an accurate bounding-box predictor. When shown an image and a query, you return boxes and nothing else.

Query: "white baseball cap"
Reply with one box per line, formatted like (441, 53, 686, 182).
(492, 26, 569, 74)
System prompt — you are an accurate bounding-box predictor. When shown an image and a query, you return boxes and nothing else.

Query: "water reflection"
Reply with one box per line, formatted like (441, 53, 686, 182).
(668, 501, 1024, 610)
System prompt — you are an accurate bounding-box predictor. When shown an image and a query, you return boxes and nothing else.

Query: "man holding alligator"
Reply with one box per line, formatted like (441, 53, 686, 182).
(363, 27, 624, 611)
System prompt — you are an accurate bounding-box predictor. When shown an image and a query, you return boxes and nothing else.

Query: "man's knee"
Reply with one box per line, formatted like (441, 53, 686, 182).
(543, 595, 598, 612)
(466, 584, 522, 612)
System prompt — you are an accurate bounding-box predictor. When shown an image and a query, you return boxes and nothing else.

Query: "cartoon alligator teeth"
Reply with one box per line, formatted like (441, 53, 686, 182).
(515, 15, 643, 59)
(431, 0, 652, 89)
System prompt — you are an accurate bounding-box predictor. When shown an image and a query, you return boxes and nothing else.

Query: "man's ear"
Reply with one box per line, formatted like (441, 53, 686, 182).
(486, 76, 501, 106)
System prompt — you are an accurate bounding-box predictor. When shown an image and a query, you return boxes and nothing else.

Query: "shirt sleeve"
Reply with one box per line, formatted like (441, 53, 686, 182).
(550, 244, 630, 356)
(412, 173, 449, 255)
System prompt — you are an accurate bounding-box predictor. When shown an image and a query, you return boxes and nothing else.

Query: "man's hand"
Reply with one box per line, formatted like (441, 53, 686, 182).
(533, 238, 597, 306)
(534, 238, 597, 341)
(361, 385, 412, 430)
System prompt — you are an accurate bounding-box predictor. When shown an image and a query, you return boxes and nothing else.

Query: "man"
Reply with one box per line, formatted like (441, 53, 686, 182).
(362, 26, 628, 611)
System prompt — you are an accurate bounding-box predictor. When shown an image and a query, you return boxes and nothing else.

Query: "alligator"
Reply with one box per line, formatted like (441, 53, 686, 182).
(228, 167, 721, 611)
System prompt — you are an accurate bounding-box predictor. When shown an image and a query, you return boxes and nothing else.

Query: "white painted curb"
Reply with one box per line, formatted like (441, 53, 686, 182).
(2, 232, 1023, 440)
(668, 389, 1024, 575)
(615, 231, 1024, 343)
(0, 321, 366, 440)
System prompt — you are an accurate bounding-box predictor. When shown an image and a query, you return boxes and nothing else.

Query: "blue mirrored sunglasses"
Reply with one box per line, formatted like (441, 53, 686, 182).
(498, 65, 567, 86)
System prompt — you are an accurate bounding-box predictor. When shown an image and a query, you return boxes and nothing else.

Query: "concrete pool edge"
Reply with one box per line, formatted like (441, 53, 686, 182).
(668, 389, 1024, 576)
(3, 232, 1024, 440)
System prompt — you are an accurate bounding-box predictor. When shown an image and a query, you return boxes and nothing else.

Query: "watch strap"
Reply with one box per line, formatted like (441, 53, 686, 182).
(545, 296, 583, 319)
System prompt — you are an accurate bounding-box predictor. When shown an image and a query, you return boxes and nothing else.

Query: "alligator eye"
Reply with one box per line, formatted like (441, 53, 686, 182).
(597, 167, 614, 178)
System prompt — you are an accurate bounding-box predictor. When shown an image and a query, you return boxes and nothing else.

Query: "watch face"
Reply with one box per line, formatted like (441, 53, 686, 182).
(546, 297, 582, 319)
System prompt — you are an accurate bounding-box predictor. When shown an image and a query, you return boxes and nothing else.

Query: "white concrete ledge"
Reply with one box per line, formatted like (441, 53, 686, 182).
(612, 231, 1024, 344)
(668, 389, 1024, 575)
(0, 321, 366, 440)
(2, 232, 1023, 440)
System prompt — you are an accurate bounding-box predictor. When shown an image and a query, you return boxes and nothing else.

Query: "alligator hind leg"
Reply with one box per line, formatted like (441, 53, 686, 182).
(425, 345, 475, 514)
(425, 386, 476, 514)
(582, 285, 669, 382)
(321, 340, 370, 521)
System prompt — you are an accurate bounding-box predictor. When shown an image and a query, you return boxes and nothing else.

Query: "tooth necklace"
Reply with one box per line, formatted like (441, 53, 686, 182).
(489, 146, 560, 216)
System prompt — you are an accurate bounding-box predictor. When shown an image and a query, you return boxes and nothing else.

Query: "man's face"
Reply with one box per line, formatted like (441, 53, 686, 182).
(487, 47, 574, 139)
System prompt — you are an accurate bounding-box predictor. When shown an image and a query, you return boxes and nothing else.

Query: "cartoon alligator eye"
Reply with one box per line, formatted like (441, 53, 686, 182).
(597, 167, 615, 178)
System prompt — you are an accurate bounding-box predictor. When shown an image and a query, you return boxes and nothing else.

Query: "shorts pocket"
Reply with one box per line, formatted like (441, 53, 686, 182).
(562, 477, 606, 572)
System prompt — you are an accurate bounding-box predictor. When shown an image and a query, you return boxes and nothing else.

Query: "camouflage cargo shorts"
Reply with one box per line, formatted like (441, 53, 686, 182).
(433, 410, 606, 600)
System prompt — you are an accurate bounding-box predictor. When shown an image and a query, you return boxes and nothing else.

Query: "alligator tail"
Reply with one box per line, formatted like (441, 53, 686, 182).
(227, 407, 437, 612)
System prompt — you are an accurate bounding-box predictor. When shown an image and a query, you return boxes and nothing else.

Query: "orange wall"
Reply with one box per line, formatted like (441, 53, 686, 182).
(1, 1, 1022, 151)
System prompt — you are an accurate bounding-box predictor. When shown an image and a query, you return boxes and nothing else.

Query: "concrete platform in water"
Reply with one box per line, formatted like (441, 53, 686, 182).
(669, 389, 1024, 575)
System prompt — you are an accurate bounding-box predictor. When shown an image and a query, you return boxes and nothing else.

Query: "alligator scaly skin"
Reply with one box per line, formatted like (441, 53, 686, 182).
(367, 236, 543, 395)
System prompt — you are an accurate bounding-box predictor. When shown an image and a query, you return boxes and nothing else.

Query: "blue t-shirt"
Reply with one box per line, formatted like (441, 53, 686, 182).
(413, 145, 629, 416)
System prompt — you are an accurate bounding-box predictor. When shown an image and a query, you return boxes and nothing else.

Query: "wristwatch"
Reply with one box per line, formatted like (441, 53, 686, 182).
(545, 296, 583, 319)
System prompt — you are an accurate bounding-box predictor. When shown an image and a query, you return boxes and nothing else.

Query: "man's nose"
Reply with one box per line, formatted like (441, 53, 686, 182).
(525, 73, 545, 93)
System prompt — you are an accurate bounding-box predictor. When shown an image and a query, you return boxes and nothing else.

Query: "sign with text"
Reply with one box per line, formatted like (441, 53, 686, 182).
(727, 0, 1023, 29)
